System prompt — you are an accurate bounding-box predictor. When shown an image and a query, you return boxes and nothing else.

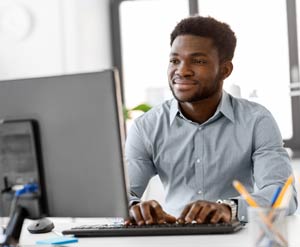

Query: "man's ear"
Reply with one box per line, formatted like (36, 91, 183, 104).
(221, 61, 233, 80)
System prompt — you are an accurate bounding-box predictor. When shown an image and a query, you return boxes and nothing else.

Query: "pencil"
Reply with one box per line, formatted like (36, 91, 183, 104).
(260, 176, 293, 246)
(232, 180, 288, 246)
(256, 186, 282, 246)
(232, 180, 259, 207)
(272, 175, 293, 208)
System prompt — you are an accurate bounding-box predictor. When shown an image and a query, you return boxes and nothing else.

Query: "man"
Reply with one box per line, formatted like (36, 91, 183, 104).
(125, 16, 297, 225)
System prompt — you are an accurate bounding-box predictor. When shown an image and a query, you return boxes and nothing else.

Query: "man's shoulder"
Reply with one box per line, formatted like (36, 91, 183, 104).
(127, 100, 173, 145)
(230, 95, 271, 119)
(134, 99, 173, 124)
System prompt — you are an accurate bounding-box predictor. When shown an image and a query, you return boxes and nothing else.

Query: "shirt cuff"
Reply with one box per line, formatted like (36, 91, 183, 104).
(128, 200, 141, 208)
(128, 193, 141, 208)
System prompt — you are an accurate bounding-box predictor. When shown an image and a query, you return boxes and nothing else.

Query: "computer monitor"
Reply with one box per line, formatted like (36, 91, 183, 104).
(0, 69, 129, 218)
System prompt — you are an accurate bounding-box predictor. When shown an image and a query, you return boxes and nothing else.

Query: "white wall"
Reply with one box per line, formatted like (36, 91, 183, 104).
(0, 0, 112, 80)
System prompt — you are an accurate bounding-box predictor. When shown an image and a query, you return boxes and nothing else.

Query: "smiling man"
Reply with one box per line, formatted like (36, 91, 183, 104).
(125, 16, 297, 225)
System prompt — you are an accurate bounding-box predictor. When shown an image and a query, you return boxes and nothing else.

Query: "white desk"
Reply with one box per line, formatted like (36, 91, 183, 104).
(18, 215, 300, 247)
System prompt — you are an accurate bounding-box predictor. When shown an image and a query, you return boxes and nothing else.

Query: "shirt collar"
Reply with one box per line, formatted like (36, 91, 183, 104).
(169, 99, 179, 125)
(169, 90, 235, 125)
(218, 90, 235, 123)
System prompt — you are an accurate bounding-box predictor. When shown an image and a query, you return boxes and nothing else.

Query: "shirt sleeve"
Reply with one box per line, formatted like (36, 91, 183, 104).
(233, 111, 298, 222)
(125, 120, 157, 206)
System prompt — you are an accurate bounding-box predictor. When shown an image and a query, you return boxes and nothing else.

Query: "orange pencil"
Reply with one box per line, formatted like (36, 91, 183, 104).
(272, 175, 293, 208)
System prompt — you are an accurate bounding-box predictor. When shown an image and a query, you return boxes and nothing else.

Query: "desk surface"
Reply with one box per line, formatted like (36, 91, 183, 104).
(18, 215, 300, 247)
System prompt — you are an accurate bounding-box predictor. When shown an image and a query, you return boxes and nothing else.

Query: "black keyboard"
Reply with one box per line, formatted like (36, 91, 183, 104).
(62, 221, 243, 237)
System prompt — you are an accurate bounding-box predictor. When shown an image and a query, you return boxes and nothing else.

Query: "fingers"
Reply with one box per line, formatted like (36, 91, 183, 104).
(177, 204, 192, 223)
(208, 204, 231, 224)
(209, 211, 222, 224)
(140, 202, 154, 224)
(195, 203, 215, 223)
(149, 200, 164, 224)
(127, 200, 176, 225)
(124, 218, 131, 226)
(210, 207, 231, 224)
(212, 204, 231, 223)
(178, 201, 232, 224)
(184, 203, 202, 223)
(164, 213, 177, 223)
(130, 203, 145, 225)
(178, 202, 203, 223)
(127, 200, 231, 225)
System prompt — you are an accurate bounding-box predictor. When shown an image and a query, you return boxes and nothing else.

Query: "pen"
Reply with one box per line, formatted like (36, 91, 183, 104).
(272, 175, 293, 208)
(271, 187, 281, 207)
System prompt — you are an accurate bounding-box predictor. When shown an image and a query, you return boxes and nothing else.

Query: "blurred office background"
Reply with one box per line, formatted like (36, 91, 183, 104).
(0, 0, 300, 209)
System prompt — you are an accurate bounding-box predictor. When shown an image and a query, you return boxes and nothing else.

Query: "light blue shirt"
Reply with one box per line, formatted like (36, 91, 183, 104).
(125, 91, 297, 221)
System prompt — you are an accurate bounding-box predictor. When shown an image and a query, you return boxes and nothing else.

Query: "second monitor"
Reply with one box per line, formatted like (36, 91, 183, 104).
(0, 69, 129, 218)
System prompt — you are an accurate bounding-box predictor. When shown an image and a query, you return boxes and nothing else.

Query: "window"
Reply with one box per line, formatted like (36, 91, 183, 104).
(198, 0, 292, 139)
(119, 0, 189, 109)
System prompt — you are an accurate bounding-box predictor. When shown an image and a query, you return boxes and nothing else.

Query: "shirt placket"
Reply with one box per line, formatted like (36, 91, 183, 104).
(194, 125, 204, 199)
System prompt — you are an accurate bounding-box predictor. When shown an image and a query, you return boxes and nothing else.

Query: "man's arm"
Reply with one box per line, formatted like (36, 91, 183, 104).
(125, 120, 156, 205)
(125, 120, 177, 224)
(232, 112, 298, 222)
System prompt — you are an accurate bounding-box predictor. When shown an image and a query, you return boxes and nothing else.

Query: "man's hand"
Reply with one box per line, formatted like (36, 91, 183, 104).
(177, 200, 231, 224)
(124, 200, 176, 225)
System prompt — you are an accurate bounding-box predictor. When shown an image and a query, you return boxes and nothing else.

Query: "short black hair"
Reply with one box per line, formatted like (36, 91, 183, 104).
(170, 16, 237, 62)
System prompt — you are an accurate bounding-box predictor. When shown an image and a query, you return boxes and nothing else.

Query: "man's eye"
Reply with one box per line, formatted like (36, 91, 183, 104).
(169, 59, 179, 65)
(192, 59, 207, 64)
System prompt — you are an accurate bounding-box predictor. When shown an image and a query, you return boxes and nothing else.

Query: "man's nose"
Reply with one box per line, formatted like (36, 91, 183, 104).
(175, 62, 193, 76)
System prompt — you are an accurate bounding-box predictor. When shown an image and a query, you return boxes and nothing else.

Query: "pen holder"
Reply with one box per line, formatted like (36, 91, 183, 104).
(248, 207, 288, 247)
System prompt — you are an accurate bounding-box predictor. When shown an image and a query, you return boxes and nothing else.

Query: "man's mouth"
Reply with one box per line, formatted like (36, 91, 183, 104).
(173, 79, 197, 90)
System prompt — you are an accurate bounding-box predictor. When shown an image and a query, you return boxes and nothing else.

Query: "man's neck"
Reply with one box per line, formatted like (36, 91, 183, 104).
(179, 91, 222, 124)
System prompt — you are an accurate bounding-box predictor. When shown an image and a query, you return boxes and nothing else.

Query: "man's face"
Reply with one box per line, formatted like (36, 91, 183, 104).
(168, 35, 224, 103)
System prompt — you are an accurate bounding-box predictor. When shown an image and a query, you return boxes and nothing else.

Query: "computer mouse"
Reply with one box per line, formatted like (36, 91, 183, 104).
(27, 218, 54, 234)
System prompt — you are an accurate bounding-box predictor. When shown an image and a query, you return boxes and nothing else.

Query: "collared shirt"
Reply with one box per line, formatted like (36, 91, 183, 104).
(125, 91, 297, 221)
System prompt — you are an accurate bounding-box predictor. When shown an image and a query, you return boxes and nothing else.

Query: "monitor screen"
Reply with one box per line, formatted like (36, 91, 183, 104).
(0, 69, 129, 218)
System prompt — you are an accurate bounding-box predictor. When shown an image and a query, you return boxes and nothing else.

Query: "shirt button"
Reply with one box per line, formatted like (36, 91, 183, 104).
(198, 127, 202, 130)
(196, 159, 200, 163)
(197, 190, 203, 195)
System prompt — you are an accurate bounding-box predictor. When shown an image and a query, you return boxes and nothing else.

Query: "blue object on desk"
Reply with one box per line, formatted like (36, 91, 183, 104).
(15, 183, 39, 197)
(36, 237, 78, 245)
